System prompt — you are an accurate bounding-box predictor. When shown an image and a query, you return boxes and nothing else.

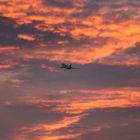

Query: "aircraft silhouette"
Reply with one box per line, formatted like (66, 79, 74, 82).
(60, 63, 79, 70)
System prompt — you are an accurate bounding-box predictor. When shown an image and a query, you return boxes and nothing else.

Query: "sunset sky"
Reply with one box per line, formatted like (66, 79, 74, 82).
(0, 0, 140, 140)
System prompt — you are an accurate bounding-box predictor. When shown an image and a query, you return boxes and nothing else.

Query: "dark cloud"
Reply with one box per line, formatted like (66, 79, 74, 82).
(125, 42, 140, 55)
(0, 98, 66, 139)
(70, 107, 140, 140)
(0, 16, 18, 46)
(80, 0, 100, 17)
(0, 15, 96, 51)
(21, 62, 140, 89)
(0, 16, 37, 48)
(76, 0, 140, 23)
(43, 0, 74, 9)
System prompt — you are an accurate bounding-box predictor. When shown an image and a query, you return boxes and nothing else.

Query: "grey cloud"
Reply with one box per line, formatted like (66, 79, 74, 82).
(43, 0, 74, 9)
(0, 100, 65, 140)
(70, 107, 140, 140)
(21, 61, 140, 90)
(124, 42, 140, 55)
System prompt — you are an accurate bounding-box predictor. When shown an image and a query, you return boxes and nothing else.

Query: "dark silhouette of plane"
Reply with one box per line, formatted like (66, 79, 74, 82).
(60, 63, 79, 70)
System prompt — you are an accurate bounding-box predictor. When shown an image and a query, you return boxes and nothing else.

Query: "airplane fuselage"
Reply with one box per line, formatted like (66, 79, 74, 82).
(60, 63, 79, 70)
(61, 63, 72, 69)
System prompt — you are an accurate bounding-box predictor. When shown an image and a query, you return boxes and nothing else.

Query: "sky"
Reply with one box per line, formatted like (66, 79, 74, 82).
(0, 0, 140, 140)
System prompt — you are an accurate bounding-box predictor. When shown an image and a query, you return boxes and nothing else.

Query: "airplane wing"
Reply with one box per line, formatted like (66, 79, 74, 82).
(71, 67, 80, 69)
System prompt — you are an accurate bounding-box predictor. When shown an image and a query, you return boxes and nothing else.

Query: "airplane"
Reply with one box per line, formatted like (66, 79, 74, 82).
(60, 63, 79, 70)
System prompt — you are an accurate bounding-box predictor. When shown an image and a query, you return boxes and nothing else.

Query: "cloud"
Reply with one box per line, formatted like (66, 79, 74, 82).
(20, 62, 140, 90)
(125, 42, 140, 55)
(0, 1, 140, 139)
(43, 0, 74, 9)
(0, 78, 140, 139)
(76, 107, 140, 140)
(17, 34, 35, 41)
(0, 0, 140, 66)
(98, 42, 140, 66)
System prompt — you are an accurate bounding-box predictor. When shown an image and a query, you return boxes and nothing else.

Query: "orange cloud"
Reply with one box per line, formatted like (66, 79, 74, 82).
(98, 55, 140, 66)
(0, 46, 19, 70)
(0, 46, 18, 53)
(0, 61, 19, 70)
(0, 1, 140, 139)
(18, 115, 82, 140)
(7, 87, 139, 140)
(20, 18, 140, 65)
(15, 133, 81, 140)
(10, 79, 23, 87)
(0, 0, 140, 65)
(54, 88, 140, 114)
(17, 34, 35, 41)
(21, 115, 81, 133)
(0, 64, 13, 69)
(15, 87, 140, 116)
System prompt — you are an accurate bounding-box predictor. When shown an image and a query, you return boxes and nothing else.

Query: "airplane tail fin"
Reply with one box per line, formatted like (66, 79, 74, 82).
(69, 63, 72, 68)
